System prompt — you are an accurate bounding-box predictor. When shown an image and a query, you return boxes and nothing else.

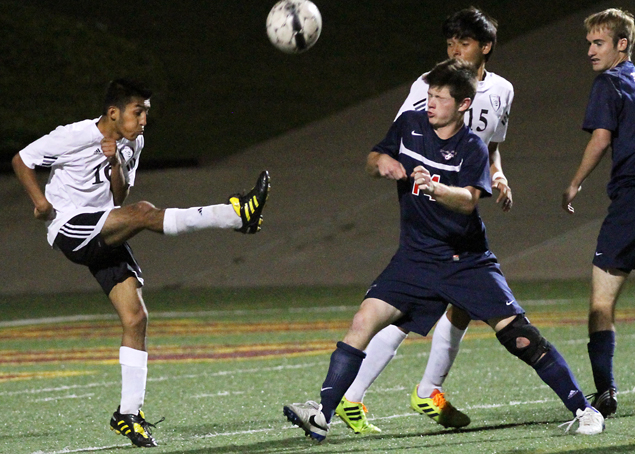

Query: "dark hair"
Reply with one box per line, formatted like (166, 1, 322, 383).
(424, 58, 478, 103)
(585, 8, 635, 57)
(442, 7, 498, 61)
(103, 78, 152, 115)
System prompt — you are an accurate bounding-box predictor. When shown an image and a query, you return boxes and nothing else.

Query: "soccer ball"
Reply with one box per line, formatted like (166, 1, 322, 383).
(266, 0, 322, 54)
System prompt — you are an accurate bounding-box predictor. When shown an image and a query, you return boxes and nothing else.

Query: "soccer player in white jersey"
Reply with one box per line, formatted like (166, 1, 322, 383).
(11, 79, 270, 448)
(335, 8, 515, 434)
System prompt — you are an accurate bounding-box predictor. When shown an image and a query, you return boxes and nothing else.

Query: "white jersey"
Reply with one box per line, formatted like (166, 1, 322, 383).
(395, 70, 514, 145)
(19, 118, 144, 246)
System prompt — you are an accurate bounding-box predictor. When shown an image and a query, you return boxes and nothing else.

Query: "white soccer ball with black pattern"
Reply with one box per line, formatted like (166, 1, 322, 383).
(266, 0, 322, 54)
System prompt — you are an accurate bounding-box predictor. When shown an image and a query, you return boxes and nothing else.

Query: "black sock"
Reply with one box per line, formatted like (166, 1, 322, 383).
(320, 341, 365, 423)
(588, 330, 617, 393)
(533, 347, 588, 415)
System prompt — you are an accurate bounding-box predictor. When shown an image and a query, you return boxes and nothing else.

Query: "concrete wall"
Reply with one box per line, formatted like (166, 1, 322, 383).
(1, 1, 630, 294)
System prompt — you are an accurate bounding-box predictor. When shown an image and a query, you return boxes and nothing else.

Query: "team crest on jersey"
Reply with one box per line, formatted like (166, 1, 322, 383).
(489, 94, 501, 112)
(119, 145, 134, 162)
(439, 149, 456, 160)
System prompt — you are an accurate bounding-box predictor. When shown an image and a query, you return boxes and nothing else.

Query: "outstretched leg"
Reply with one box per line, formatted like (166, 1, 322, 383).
(100, 171, 270, 246)
(491, 314, 604, 435)
(284, 298, 403, 441)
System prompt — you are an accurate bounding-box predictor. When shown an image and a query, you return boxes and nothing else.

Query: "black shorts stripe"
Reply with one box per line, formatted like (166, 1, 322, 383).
(54, 211, 143, 295)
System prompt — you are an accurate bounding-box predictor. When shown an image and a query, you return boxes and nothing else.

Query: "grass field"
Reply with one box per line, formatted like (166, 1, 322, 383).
(2, 281, 635, 453)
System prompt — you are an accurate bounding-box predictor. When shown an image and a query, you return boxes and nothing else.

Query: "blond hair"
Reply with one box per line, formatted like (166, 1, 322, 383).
(585, 8, 635, 56)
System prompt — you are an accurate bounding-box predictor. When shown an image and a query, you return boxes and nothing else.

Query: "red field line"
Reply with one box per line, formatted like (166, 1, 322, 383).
(3, 309, 635, 365)
(0, 340, 342, 365)
(0, 320, 352, 340)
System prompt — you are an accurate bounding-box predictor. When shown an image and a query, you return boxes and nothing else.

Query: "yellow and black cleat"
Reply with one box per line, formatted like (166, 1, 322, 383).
(110, 406, 163, 448)
(335, 396, 381, 434)
(229, 170, 270, 234)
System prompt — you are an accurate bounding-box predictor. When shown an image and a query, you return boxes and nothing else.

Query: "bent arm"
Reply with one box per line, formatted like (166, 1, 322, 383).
(429, 183, 481, 214)
(562, 128, 611, 213)
(100, 138, 130, 206)
(109, 159, 130, 206)
(412, 165, 481, 215)
(366, 151, 407, 180)
(12, 153, 54, 220)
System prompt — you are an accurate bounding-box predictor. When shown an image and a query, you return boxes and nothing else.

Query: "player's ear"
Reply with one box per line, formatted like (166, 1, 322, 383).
(617, 37, 629, 53)
(481, 41, 492, 56)
(107, 105, 119, 121)
(458, 97, 472, 113)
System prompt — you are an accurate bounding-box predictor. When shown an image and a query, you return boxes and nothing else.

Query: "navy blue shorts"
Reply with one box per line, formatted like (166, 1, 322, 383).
(53, 211, 143, 295)
(365, 249, 524, 336)
(594, 187, 635, 272)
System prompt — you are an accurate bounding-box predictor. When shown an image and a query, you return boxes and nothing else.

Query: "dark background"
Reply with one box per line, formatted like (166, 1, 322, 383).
(1, 0, 600, 171)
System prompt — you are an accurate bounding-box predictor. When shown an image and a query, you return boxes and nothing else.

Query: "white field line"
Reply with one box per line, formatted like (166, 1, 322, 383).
(32, 393, 94, 403)
(12, 328, 635, 399)
(0, 299, 575, 328)
(36, 388, 635, 453)
(190, 391, 245, 398)
(32, 445, 128, 454)
(2, 363, 324, 397)
(0, 381, 119, 397)
(24, 350, 635, 453)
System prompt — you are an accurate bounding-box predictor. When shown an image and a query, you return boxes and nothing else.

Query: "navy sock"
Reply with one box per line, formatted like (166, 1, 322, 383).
(320, 341, 366, 423)
(588, 330, 617, 393)
(533, 347, 588, 415)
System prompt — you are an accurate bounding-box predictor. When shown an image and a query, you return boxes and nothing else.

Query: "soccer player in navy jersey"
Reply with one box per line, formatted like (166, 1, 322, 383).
(337, 8, 513, 433)
(284, 58, 604, 441)
(562, 8, 635, 419)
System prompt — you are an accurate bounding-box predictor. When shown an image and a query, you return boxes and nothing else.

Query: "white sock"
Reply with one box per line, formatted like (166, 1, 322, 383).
(345, 324, 408, 402)
(163, 204, 241, 235)
(119, 346, 148, 415)
(418, 312, 467, 397)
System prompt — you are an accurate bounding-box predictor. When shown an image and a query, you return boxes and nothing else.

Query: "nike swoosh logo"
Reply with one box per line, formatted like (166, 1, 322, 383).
(412, 130, 423, 136)
(321, 387, 332, 392)
(309, 415, 328, 431)
(506, 300, 515, 305)
(595, 252, 603, 256)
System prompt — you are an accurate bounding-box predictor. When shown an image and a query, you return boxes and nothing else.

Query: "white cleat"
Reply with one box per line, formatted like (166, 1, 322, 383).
(283, 401, 329, 442)
(559, 406, 605, 435)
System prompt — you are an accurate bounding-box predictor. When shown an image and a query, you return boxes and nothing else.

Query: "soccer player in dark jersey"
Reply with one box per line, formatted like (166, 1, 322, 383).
(284, 58, 604, 441)
(337, 8, 513, 433)
(562, 7, 635, 419)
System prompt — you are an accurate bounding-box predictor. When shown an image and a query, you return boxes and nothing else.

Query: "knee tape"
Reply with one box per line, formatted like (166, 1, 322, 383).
(496, 315, 551, 366)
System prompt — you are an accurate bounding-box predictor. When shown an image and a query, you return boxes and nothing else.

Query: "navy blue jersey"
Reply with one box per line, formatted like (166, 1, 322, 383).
(583, 61, 635, 198)
(373, 110, 492, 257)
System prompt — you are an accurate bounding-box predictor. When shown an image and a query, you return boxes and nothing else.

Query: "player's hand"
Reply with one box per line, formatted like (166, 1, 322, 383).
(34, 201, 55, 221)
(376, 154, 408, 180)
(561, 185, 580, 214)
(101, 138, 120, 165)
(493, 179, 513, 212)
(412, 165, 435, 194)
